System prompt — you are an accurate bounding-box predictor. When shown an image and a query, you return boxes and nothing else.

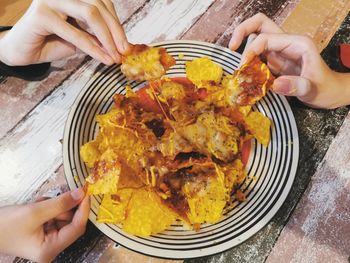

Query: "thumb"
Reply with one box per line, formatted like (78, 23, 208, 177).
(31, 188, 85, 225)
(272, 76, 314, 101)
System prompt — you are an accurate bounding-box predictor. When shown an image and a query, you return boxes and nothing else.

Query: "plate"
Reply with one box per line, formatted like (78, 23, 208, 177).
(63, 40, 299, 259)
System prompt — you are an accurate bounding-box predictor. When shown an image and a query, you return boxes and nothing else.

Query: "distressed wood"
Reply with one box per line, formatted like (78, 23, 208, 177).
(266, 112, 350, 263)
(124, 0, 215, 43)
(98, 246, 183, 263)
(0, 59, 99, 205)
(0, 55, 87, 138)
(282, 0, 350, 51)
(183, 0, 300, 45)
(0, 0, 31, 25)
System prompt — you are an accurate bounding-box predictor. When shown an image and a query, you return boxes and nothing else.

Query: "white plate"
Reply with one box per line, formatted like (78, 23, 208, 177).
(63, 40, 299, 259)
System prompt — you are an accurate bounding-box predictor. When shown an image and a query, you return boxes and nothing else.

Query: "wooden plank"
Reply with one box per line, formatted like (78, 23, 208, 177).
(0, 55, 87, 138)
(0, 0, 143, 25)
(266, 112, 350, 263)
(114, 0, 150, 23)
(182, 0, 300, 46)
(0, 60, 99, 205)
(0, 0, 31, 25)
(124, 0, 214, 43)
(281, 0, 350, 51)
(98, 246, 183, 263)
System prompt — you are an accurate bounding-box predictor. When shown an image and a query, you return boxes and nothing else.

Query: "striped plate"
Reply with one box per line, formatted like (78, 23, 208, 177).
(63, 40, 299, 259)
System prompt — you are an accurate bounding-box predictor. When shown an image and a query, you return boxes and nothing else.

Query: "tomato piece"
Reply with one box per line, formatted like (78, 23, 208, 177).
(241, 140, 251, 167)
(136, 87, 162, 114)
(159, 48, 176, 69)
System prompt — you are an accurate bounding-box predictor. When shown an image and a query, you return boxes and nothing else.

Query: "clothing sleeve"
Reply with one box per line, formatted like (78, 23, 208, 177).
(0, 26, 51, 80)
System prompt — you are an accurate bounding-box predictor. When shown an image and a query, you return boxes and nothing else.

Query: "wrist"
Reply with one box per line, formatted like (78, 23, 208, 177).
(333, 72, 350, 107)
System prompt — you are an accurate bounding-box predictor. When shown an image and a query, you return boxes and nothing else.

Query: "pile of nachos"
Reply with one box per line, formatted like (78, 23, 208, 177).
(80, 45, 274, 236)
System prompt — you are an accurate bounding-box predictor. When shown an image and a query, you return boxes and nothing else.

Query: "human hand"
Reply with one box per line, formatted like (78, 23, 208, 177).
(229, 13, 350, 109)
(0, 0, 130, 66)
(0, 188, 90, 263)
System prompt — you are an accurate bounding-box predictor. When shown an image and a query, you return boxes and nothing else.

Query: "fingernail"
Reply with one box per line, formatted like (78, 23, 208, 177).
(71, 188, 85, 201)
(273, 78, 292, 95)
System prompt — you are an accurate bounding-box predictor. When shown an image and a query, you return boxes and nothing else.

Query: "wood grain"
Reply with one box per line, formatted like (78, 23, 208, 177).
(282, 0, 350, 51)
(266, 112, 350, 263)
(0, 0, 31, 25)
(124, 0, 215, 43)
(182, 0, 300, 45)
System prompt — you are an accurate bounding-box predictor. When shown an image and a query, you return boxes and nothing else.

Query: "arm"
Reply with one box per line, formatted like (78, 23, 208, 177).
(229, 13, 350, 109)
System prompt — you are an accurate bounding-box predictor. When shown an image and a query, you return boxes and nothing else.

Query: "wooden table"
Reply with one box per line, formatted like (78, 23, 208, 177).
(0, 1, 349, 262)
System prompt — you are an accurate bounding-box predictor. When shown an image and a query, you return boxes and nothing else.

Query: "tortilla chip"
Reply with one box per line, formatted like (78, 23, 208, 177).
(239, 106, 252, 116)
(245, 111, 271, 146)
(223, 159, 245, 190)
(186, 57, 223, 87)
(184, 175, 228, 224)
(121, 44, 175, 81)
(123, 188, 177, 236)
(97, 189, 133, 224)
(85, 149, 121, 195)
(80, 140, 100, 168)
(233, 57, 274, 106)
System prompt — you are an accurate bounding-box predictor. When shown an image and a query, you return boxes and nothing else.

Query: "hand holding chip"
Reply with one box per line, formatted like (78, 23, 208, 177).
(0, 0, 130, 66)
(0, 188, 90, 262)
(229, 13, 350, 109)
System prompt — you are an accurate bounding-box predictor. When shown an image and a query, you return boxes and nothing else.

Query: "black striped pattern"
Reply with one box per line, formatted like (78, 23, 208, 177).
(63, 40, 299, 259)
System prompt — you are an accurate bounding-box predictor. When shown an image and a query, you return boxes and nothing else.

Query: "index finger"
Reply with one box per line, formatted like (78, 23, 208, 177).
(52, 196, 90, 253)
(229, 13, 283, 51)
(241, 33, 315, 64)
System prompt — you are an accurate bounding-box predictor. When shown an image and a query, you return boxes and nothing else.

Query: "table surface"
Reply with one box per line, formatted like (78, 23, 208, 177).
(0, 1, 350, 263)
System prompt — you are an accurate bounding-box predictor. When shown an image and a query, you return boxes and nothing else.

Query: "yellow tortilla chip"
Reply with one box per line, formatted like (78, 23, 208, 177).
(123, 188, 177, 236)
(184, 175, 228, 224)
(186, 57, 223, 87)
(239, 106, 252, 116)
(85, 149, 121, 195)
(223, 159, 246, 190)
(80, 140, 100, 168)
(245, 111, 271, 146)
(97, 189, 133, 224)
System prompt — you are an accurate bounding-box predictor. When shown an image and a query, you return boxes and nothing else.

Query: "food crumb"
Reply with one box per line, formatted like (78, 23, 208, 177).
(235, 190, 246, 201)
(74, 175, 79, 183)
